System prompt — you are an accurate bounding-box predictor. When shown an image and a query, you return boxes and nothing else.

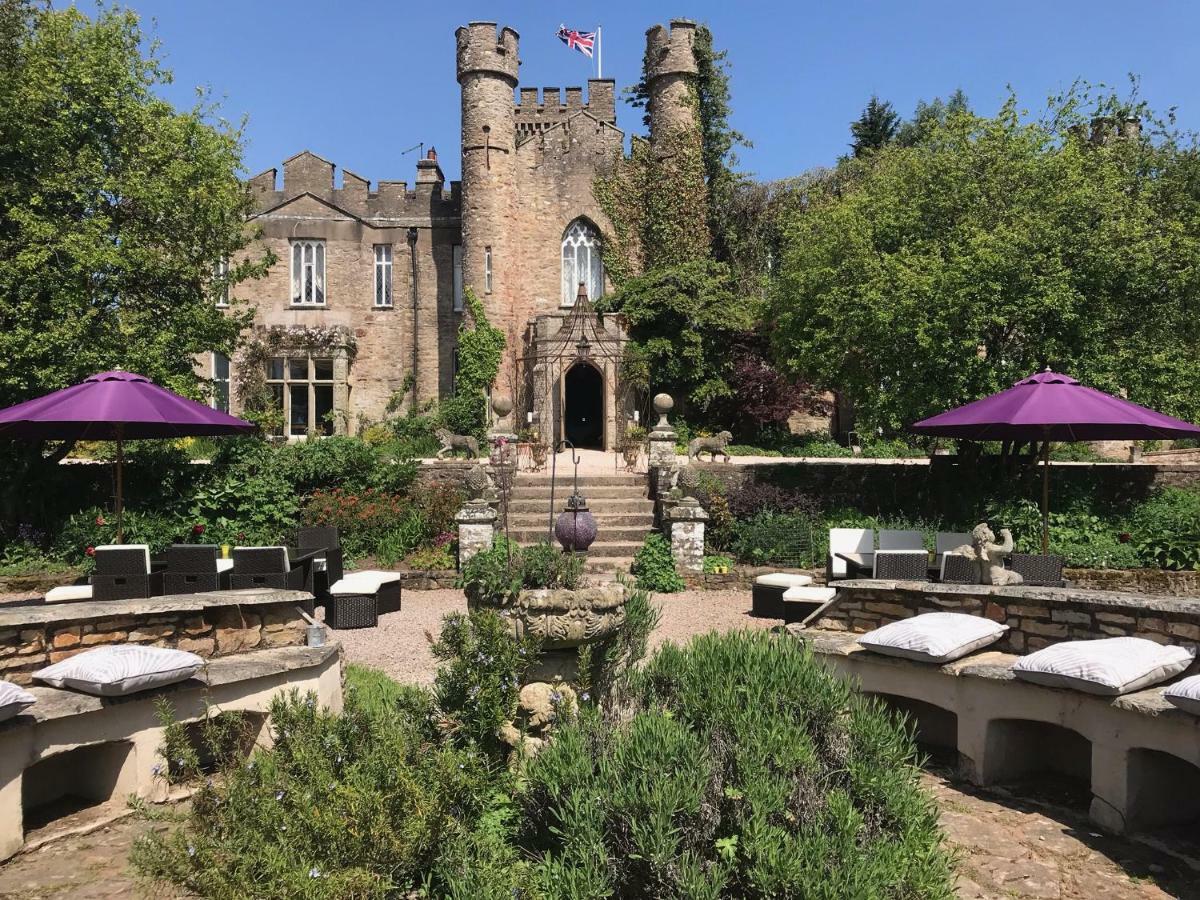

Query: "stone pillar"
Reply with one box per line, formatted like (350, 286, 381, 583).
(665, 497, 708, 574)
(456, 500, 497, 568)
(647, 392, 678, 470)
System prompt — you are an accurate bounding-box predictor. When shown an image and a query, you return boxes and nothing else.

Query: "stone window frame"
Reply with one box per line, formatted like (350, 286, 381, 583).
(484, 245, 493, 294)
(265, 353, 340, 439)
(452, 244, 464, 312)
(211, 351, 231, 413)
(373, 244, 393, 308)
(214, 258, 229, 308)
(289, 239, 326, 306)
(561, 219, 603, 307)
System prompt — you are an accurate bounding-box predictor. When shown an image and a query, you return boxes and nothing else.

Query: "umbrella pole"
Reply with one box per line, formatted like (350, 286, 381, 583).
(115, 430, 124, 544)
(1041, 439, 1050, 555)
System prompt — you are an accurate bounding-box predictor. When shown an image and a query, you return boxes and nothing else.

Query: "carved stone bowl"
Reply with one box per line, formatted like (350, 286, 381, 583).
(468, 583, 627, 651)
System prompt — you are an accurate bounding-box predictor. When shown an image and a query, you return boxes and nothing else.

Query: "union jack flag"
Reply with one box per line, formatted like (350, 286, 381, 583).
(557, 25, 595, 58)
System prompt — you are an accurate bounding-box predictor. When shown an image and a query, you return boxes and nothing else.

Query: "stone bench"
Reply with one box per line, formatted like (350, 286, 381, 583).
(0, 643, 342, 861)
(798, 628, 1200, 837)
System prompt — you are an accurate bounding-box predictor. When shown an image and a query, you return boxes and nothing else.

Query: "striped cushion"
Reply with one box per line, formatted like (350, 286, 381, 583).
(1163, 674, 1200, 715)
(34, 645, 204, 697)
(0, 680, 36, 722)
(1013, 637, 1195, 696)
(858, 613, 1008, 663)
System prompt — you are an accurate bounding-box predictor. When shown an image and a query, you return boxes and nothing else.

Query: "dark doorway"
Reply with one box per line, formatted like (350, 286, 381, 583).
(564, 363, 604, 449)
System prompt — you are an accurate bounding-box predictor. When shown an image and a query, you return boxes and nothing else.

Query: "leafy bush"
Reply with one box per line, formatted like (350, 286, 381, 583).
(410, 480, 465, 537)
(373, 507, 430, 567)
(1133, 488, 1200, 569)
(302, 488, 410, 560)
(520, 542, 584, 591)
(131, 683, 515, 898)
(404, 542, 457, 571)
(458, 538, 524, 607)
(703, 553, 733, 573)
(52, 506, 192, 565)
(726, 480, 820, 522)
(431, 610, 539, 759)
(0, 541, 75, 576)
(632, 533, 685, 592)
(731, 510, 817, 567)
(520, 631, 956, 898)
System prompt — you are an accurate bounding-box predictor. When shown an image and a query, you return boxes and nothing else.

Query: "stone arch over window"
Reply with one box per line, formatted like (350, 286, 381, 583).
(561, 218, 603, 307)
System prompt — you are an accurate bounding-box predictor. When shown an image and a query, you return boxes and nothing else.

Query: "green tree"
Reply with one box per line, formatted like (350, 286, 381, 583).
(895, 88, 971, 146)
(0, 1, 270, 521)
(604, 259, 755, 411)
(849, 95, 900, 156)
(772, 87, 1200, 433)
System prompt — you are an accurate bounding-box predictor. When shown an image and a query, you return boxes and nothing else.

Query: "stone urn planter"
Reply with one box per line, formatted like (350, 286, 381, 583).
(465, 580, 628, 683)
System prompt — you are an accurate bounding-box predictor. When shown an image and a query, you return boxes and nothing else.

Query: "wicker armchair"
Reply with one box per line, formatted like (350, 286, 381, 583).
(939, 552, 978, 584)
(163, 544, 227, 595)
(92, 545, 162, 601)
(297, 526, 343, 604)
(1009, 553, 1065, 587)
(229, 547, 307, 599)
(872, 550, 930, 580)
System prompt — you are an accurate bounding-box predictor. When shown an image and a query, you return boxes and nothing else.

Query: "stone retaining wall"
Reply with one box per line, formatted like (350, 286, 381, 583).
(1066, 567, 1200, 596)
(0, 589, 311, 686)
(819, 579, 1200, 655)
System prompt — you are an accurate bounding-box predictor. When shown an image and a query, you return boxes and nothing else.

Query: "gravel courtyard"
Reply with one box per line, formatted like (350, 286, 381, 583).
(325, 586, 775, 686)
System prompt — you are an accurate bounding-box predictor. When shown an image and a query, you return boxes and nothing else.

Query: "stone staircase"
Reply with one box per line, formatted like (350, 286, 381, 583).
(502, 472, 654, 574)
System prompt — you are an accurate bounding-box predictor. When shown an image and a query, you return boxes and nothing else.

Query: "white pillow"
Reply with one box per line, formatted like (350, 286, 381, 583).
(1163, 674, 1200, 715)
(0, 680, 36, 722)
(34, 645, 204, 697)
(1012, 637, 1195, 696)
(754, 573, 814, 588)
(858, 612, 1008, 663)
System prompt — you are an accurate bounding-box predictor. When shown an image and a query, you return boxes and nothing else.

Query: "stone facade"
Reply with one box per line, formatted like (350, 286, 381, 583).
(816, 579, 1200, 657)
(212, 20, 702, 447)
(0, 590, 309, 686)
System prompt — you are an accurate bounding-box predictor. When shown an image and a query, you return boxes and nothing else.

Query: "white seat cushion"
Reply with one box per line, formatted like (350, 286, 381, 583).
(1163, 675, 1200, 715)
(858, 612, 1008, 664)
(782, 586, 836, 603)
(1013, 637, 1195, 696)
(216, 558, 234, 573)
(755, 573, 814, 589)
(34, 645, 204, 697)
(330, 570, 402, 595)
(44, 584, 93, 603)
(0, 680, 36, 722)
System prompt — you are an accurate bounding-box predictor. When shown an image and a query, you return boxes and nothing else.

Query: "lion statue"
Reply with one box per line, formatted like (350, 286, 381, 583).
(435, 427, 479, 460)
(954, 523, 1024, 586)
(688, 430, 733, 463)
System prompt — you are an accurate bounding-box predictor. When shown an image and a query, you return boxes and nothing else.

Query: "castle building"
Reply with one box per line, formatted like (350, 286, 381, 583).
(211, 20, 700, 450)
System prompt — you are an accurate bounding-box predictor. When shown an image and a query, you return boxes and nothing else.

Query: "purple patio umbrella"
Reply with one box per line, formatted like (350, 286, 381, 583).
(910, 370, 1200, 553)
(0, 370, 255, 541)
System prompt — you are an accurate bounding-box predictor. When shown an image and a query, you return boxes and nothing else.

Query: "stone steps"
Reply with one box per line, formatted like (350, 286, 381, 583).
(505, 526, 650, 543)
(506, 513, 655, 528)
(507, 498, 652, 514)
(511, 486, 648, 499)
(516, 475, 644, 487)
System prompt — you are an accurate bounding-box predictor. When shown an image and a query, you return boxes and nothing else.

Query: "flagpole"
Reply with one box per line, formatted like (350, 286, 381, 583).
(597, 26, 602, 80)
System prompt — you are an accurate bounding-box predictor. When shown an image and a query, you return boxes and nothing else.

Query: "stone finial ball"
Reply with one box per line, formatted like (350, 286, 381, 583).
(491, 395, 514, 417)
(652, 393, 674, 415)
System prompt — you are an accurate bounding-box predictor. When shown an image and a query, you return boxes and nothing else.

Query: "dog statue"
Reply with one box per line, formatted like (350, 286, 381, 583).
(688, 430, 733, 463)
(953, 523, 1024, 586)
(435, 427, 479, 460)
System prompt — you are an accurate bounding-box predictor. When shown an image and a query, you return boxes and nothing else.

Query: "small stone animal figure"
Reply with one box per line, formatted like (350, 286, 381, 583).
(688, 430, 733, 462)
(435, 427, 479, 459)
(954, 523, 1024, 586)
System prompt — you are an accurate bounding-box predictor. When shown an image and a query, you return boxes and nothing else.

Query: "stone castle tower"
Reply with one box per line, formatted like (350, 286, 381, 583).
(224, 20, 702, 449)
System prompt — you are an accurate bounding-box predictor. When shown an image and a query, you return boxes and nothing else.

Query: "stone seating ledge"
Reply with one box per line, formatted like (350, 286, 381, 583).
(6, 643, 339, 728)
(797, 627, 1180, 718)
(0, 588, 313, 630)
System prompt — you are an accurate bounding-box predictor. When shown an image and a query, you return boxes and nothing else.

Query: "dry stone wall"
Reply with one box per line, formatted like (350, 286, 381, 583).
(0, 591, 309, 686)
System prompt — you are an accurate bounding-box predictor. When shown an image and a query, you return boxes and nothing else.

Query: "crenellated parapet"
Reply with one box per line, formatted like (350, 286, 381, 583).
(247, 149, 460, 222)
(514, 80, 616, 139)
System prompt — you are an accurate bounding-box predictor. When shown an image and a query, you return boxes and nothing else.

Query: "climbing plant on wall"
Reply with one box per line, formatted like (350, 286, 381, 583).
(234, 324, 357, 431)
(439, 288, 505, 439)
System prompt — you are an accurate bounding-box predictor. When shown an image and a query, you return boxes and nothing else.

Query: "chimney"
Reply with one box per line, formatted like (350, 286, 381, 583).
(416, 146, 444, 186)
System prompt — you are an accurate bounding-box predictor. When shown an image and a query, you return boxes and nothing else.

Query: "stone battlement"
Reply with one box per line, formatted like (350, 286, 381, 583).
(514, 80, 616, 136)
(248, 150, 460, 222)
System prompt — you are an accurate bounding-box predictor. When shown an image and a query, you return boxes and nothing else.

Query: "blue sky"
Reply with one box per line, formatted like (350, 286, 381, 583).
(66, 1, 1200, 184)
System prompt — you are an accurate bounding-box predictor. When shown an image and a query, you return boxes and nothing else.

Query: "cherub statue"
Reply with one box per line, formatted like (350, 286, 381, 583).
(954, 523, 1024, 586)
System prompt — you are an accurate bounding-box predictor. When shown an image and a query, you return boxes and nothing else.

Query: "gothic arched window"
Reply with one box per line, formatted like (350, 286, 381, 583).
(561, 219, 603, 307)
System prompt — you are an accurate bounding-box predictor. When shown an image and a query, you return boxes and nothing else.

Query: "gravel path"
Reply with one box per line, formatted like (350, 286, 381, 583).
(325, 586, 776, 686)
